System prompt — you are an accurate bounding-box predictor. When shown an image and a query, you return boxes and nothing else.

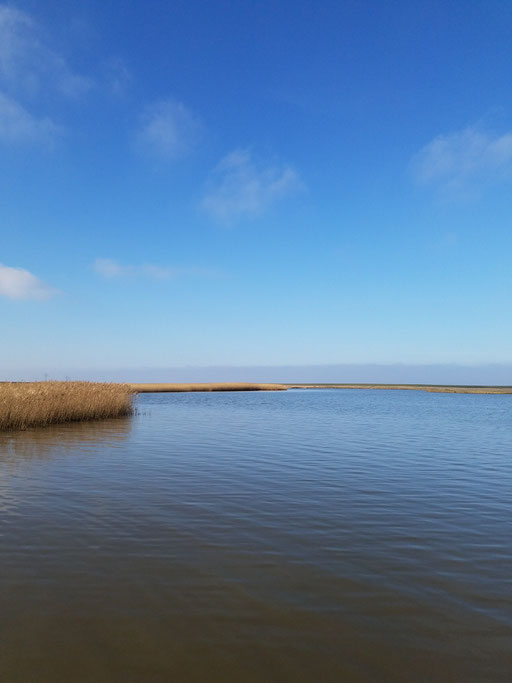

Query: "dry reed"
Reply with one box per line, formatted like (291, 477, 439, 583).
(0, 382, 133, 432)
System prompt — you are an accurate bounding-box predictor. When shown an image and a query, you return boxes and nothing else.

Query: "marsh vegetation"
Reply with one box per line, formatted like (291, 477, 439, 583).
(0, 382, 133, 432)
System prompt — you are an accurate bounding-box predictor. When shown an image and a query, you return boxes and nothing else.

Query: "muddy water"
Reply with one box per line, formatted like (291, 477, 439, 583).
(1, 390, 511, 682)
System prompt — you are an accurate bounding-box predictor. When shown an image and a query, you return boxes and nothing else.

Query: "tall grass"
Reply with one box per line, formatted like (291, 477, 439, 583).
(0, 382, 133, 432)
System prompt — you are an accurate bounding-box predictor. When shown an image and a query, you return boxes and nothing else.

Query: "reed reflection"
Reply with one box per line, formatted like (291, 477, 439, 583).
(0, 416, 133, 467)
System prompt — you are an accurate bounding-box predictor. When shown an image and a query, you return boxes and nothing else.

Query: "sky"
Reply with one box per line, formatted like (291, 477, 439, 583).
(1, 0, 512, 382)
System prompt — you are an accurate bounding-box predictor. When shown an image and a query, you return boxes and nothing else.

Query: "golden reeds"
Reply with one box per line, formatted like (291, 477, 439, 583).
(0, 382, 133, 432)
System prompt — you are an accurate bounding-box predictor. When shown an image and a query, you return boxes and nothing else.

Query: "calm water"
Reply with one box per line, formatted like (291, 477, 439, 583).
(1, 389, 511, 682)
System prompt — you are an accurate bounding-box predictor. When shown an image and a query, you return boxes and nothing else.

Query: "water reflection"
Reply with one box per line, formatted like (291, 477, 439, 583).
(0, 417, 133, 518)
(0, 416, 133, 465)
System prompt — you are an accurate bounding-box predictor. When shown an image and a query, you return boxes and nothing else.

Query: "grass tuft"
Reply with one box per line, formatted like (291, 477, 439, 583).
(0, 381, 133, 432)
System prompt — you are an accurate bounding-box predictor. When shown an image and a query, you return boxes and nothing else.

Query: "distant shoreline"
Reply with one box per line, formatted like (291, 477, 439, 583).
(128, 382, 512, 395)
(284, 383, 512, 394)
(129, 382, 286, 392)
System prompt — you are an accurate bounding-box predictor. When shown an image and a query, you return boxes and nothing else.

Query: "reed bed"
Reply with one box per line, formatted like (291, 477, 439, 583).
(0, 382, 133, 432)
(129, 382, 287, 393)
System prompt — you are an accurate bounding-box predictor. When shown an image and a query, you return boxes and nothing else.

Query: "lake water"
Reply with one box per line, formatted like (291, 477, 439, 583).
(1, 389, 511, 682)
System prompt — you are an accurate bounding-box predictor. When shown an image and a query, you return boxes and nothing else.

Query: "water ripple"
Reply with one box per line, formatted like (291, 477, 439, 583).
(1, 389, 511, 682)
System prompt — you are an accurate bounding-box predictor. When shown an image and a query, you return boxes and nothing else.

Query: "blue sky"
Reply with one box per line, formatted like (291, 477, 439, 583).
(1, 0, 512, 381)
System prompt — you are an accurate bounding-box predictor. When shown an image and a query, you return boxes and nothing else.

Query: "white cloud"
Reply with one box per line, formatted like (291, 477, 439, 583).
(94, 258, 218, 280)
(137, 99, 202, 160)
(0, 91, 61, 144)
(202, 149, 303, 223)
(0, 5, 92, 99)
(0, 263, 59, 300)
(412, 125, 512, 193)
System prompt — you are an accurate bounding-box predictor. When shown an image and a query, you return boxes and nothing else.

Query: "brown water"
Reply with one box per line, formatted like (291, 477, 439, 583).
(1, 389, 511, 682)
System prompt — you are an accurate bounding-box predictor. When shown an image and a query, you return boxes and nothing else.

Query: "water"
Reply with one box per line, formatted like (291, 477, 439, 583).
(1, 389, 511, 682)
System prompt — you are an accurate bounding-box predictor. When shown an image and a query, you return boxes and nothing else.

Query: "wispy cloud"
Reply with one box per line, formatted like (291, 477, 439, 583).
(0, 91, 61, 144)
(94, 258, 172, 279)
(412, 125, 512, 194)
(202, 149, 304, 224)
(0, 5, 92, 99)
(104, 57, 132, 97)
(0, 263, 59, 300)
(137, 99, 202, 160)
(0, 4, 93, 145)
(94, 258, 220, 280)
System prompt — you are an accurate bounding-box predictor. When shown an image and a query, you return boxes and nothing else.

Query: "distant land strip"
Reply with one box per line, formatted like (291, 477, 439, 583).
(128, 382, 512, 394)
(128, 382, 287, 392)
(285, 384, 512, 394)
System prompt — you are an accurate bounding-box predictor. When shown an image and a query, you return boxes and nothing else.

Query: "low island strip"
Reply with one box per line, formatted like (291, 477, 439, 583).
(128, 382, 287, 392)
(284, 384, 512, 394)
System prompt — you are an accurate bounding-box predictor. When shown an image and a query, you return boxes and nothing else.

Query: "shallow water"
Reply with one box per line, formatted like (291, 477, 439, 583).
(1, 389, 511, 682)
